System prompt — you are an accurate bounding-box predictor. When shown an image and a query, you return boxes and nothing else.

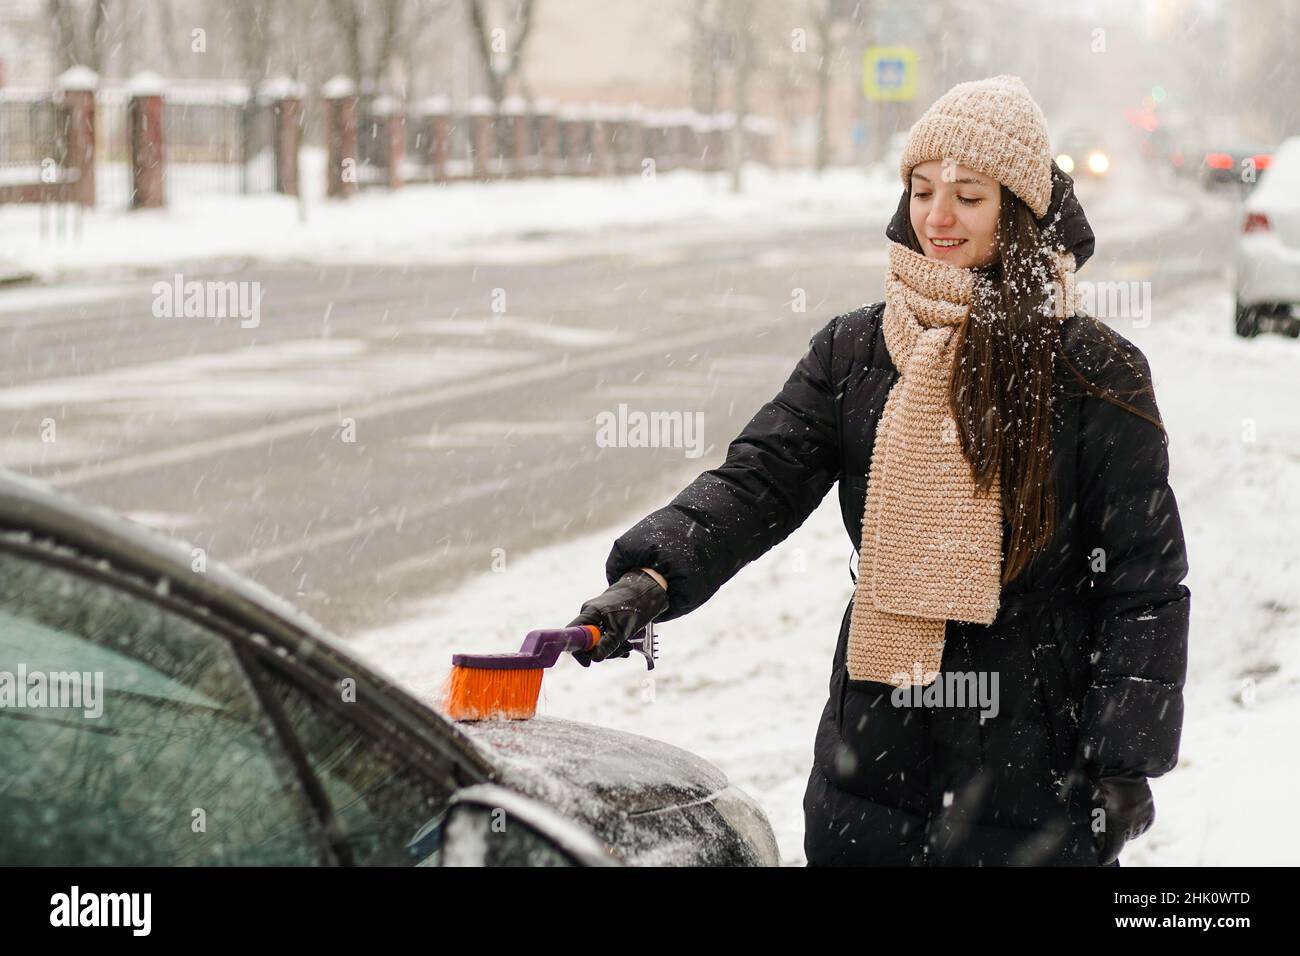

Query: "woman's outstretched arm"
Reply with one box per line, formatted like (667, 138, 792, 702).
(604, 314, 845, 624)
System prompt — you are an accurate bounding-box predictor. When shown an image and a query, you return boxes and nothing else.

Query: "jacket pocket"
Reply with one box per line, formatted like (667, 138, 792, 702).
(1029, 606, 1078, 782)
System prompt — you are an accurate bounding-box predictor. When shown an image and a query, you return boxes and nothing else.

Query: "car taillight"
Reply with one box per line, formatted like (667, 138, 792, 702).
(1206, 152, 1234, 170)
(1253, 154, 1272, 170)
(1243, 212, 1271, 233)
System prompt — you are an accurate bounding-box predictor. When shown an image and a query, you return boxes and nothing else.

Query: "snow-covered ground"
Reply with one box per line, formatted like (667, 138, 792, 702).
(0, 152, 906, 279)
(0, 157, 1210, 291)
(347, 274, 1300, 867)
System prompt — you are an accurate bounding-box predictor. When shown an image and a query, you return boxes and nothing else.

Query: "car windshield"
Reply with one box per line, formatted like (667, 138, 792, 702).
(0, 547, 332, 865)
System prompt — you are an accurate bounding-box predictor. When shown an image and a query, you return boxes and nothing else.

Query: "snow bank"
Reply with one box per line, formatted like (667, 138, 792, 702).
(0, 156, 902, 280)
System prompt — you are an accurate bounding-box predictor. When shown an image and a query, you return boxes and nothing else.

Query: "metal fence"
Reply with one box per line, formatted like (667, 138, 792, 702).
(0, 90, 65, 201)
(356, 99, 395, 187)
(162, 89, 277, 199)
(404, 113, 435, 184)
(3, 77, 771, 210)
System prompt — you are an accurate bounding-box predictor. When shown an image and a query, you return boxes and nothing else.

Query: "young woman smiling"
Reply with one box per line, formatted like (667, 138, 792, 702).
(569, 76, 1190, 867)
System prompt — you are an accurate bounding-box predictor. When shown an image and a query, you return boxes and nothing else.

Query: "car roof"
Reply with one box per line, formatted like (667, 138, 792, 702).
(0, 467, 346, 652)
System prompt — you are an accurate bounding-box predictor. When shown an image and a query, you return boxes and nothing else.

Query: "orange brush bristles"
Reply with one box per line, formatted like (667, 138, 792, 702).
(442, 663, 545, 721)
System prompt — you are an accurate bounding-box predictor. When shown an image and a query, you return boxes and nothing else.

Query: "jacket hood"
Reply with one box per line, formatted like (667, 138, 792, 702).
(885, 158, 1096, 271)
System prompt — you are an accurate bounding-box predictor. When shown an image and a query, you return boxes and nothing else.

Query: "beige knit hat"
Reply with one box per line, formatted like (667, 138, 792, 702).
(899, 74, 1053, 218)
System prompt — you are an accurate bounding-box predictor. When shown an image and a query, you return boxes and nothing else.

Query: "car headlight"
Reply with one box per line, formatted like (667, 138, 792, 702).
(710, 785, 781, 866)
(1087, 151, 1110, 174)
(1056, 152, 1075, 174)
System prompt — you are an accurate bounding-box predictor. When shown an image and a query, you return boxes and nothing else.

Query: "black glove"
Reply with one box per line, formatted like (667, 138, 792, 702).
(567, 569, 669, 668)
(1088, 771, 1155, 865)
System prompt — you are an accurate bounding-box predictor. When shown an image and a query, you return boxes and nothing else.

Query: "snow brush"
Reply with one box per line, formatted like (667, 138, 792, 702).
(442, 622, 658, 721)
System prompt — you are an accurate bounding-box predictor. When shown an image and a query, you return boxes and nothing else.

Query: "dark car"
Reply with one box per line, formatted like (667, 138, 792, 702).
(1200, 144, 1273, 190)
(0, 469, 779, 867)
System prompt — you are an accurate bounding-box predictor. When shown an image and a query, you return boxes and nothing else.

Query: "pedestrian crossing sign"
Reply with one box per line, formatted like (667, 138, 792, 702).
(865, 46, 917, 101)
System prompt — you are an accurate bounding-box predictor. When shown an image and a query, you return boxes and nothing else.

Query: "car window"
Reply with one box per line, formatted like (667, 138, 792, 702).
(256, 666, 457, 865)
(0, 548, 333, 866)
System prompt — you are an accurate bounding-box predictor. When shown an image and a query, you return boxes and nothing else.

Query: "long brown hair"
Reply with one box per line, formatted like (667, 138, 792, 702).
(902, 184, 1167, 586)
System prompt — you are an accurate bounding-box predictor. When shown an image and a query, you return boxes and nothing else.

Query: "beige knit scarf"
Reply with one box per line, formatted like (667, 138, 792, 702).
(846, 239, 1078, 687)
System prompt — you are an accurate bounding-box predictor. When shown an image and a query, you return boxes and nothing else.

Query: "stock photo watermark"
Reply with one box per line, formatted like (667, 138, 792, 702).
(1052, 278, 1153, 327)
(595, 403, 705, 459)
(152, 273, 263, 328)
(50, 886, 150, 936)
(0, 665, 104, 719)
(889, 666, 1000, 719)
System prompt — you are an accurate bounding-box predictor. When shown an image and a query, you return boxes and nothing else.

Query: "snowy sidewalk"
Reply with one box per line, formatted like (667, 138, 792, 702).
(0, 155, 1206, 282)
(346, 278, 1300, 867)
(0, 156, 903, 280)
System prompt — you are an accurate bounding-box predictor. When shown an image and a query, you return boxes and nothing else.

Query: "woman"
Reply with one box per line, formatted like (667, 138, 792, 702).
(567, 76, 1191, 866)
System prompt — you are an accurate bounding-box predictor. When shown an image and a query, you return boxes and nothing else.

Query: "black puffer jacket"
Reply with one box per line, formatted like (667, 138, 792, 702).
(603, 169, 1191, 866)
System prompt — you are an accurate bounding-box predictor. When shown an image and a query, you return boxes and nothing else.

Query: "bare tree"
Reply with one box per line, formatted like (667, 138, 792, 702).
(47, 0, 115, 72)
(726, 0, 755, 193)
(683, 0, 787, 191)
(327, 0, 365, 88)
(155, 0, 182, 76)
(231, 0, 277, 90)
(683, 0, 726, 117)
(375, 0, 407, 93)
(276, 0, 328, 86)
(381, 0, 455, 101)
(321, 0, 415, 96)
(463, 0, 537, 106)
(802, 0, 863, 173)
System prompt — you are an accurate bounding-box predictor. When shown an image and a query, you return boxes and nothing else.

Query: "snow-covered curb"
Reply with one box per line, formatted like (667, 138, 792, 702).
(0, 155, 903, 281)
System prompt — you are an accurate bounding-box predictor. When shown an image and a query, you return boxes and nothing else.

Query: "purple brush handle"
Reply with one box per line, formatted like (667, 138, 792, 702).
(452, 625, 597, 670)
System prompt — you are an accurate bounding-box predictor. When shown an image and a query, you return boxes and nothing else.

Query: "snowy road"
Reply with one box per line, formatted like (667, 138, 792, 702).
(4, 217, 905, 633)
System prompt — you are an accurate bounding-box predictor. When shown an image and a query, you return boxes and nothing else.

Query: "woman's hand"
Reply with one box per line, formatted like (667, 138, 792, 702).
(567, 568, 668, 667)
(1090, 771, 1155, 865)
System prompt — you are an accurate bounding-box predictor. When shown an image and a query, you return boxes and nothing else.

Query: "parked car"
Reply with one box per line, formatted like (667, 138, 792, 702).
(1234, 136, 1300, 339)
(0, 468, 779, 867)
(1054, 128, 1112, 180)
(1201, 143, 1273, 190)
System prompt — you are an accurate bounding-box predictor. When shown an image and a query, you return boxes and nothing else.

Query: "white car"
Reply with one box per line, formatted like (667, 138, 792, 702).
(1235, 135, 1300, 338)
